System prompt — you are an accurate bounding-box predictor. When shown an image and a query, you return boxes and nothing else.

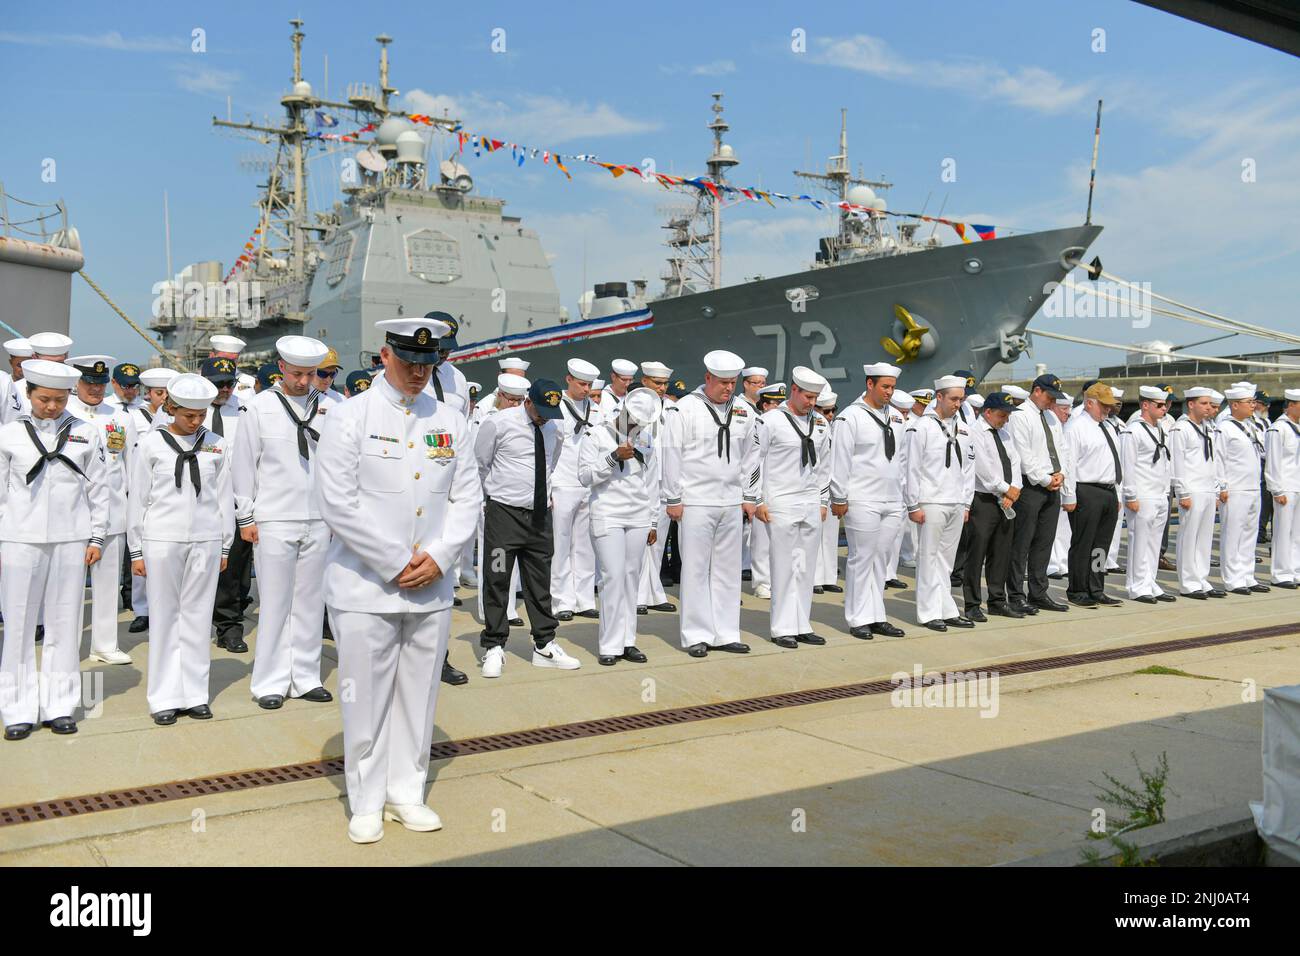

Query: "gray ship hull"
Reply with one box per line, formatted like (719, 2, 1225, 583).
(452, 224, 1101, 392)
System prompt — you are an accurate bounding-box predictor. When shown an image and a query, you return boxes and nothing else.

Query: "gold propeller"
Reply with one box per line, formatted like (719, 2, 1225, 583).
(880, 304, 930, 364)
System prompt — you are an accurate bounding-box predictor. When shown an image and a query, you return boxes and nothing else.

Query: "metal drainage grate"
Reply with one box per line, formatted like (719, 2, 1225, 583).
(1, 622, 1293, 828)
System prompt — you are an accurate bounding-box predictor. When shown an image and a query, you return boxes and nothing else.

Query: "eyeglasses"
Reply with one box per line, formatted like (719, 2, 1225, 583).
(316, 369, 339, 379)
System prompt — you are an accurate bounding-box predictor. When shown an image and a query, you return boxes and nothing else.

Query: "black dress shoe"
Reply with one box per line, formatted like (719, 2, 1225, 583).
(41, 716, 78, 735)
(812, 586, 824, 594)
(1032, 598, 1069, 612)
(1206, 588, 1226, 598)
(622, 646, 648, 663)
(965, 608, 987, 623)
(1135, 595, 1159, 604)
(452, 596, 463, 607)
(649, 603, 677, 612)
(575, 609, 600, 619)
(34, 625, 44, 644)
(1155, 593, 1177, 602)
(1094, 594, 1122, 606)
(1047, 572, 1067, 580)
(128, 616, 149, 633)
(216, 632, 248, 653)
(636, 605, 649, 615)
(1108, 565, 1126, 574)
(1010, 601, 1039, 616)
(4, 723, 33, 741)
(441, 660, 469, 685)
(715, 642, 750, 654)
(885, 579, 908, 589)
(987, 604, 1025, 619)
(772, 635, 799, 649)
(185, 705, 213, 720)
(1068, 596, 1098, 608)
(795, 632, 826, 645)
(152, 710, 179, 726)
(945, 616, 976, 629)
(1274, 580, 1298, 589)
(849, 626, 874, 640)
(822, 584, 843, 593)
(509, 618, 525, 627)
(922, 620, 948, 632)
(598, 655, 619, 666)
(299, 686, 333, 703)
(1182, 591, 1208, 600)
(257, 695, 285, 710)
(688, 643, 709, 658)
(555, 611, 574, 622)
(869, 622, 906, 637)
(1250, 584, 1271, 593)
(1230, 587, 1252, 596)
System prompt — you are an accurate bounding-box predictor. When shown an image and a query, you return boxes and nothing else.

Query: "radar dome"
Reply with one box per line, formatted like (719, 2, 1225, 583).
(718, 144, 735, 158)
(292, 80, 313, 98)
(846, 185, 877, 207)
(395, 130, 425, 164)
(375, 117, 412, 148)
(870, 197, 887, 212)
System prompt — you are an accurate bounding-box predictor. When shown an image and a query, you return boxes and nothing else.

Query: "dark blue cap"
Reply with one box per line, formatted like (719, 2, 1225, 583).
(1031, 373, 1065, 399)
(667, 379, 689, 398)
(954, 369, 977, 395)
(257, 363, 283, 389)
(345, 370, 373, 395)
(425, 311, 460, 349)
(528, 378, 564, 419)
(113, 362, 141, 386)
(201, 357, 238, 384)
(72, 358, 112, 385)
(983, 391, 1015, 411)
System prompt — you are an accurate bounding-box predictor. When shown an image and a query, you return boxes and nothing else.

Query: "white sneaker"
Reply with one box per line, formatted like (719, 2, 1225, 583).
(90, 649, 132, 665)
(532, 640, 581, 669)
(754, 584, 772, 599)
(481, 646, 505, 678)
(347, 812, 384, 844)
(900, 558, 916, 569)
(383, 803, 443, 832)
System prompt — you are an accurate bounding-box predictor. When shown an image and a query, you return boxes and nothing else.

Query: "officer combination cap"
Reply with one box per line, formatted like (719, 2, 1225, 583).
(276, 335, 330, 368)
(258, 363, 284, 389)
(69, 355, 115, 385)
(497, 373, 530, 397)
(890, 390, 914, 410)
(1139, 385, 1168, 401)
(1083, 382, 1119, 406)
(741, 366, 768, 379)
(345, 370, 372, 394)
(528, 378, 564, 419)
(758, 382, 787, 402)
(703, 350, 745, 378)
(863, 362, 902, 378)
(791, 366, 828, 394)
(200, 357, 239, 384)
(21, 359, 80, 390)
(499, 357, 530, 372)
(465, 380, 481, 398)
(113, 362, 141, 386)
(911, 389, 935, 404)
(1031, 373, 1066, 399)
(376, 317, 449, 365)
(566, 358, 599, 382)
(4, 338, 33, 357)
(1003, 384, 1030, 400)
(640, 361, 673, 379)
(424, 311, 459, 348)
(168, 373, 218, 410)
(29, 331, 74, 355)
(209, 334, 247, 354)
(934, 374, 967, 392)
(610, 358, 638, 377)
(139, 367, 179, 389)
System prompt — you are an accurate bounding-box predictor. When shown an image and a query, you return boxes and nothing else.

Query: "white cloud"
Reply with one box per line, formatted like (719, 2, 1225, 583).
(810, 34, 1090, 114)
(404, 89, 662, 145)
(0, 30, 186, 52)
(172, 64, 241, 95)
(660, 59, 737, 76)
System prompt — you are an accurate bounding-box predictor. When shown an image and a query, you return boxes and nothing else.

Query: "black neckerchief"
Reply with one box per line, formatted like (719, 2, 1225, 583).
(1189, 419, 1213, 460)
(159, 427, 206, 494)
(692, 393, 735, 461)
(861, 403, 896, 460)
(140, 408, 154, 424)
(1232, 418, 1263, 455)
(782, 409, 818, 467)
(271, 387, 321, 460)
(562, 398, 591, 435)
(21, 417, 84, 485)
(1140, 421, 1170, 464)
(939, 415, 962, 468)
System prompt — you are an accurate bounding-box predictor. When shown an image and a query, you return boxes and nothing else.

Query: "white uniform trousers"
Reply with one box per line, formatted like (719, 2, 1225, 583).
(88, 533, 126, 656)
(767, 503, 821, 637)
(844, 503, 903, 627)
(1107, 508, 1124, 569)
(0, 541, 85, 726)
(637, 508, 671, 606)
(250, 519, 329, 699)
(1125, 498, 1169, 598)
(1176, 493, 1217, 593)
(550, 486, 596, 613)
(330, 606, 449, 816)
(815, 513, 839, 586)
(741, 518, 752, 572)
(1271, 493, 1300, 583)
(131, 570, 149, 617)
(678, 505, 742, 648)
(750, 514, 771, 591)
(592, 523, 648, 656)
(898, 520, 917, 565)
(144, 539, 221, 713)
(1219, 489, 1261, 589)
(1048, 509, 1071, 575)
(914, 504, 963, 623)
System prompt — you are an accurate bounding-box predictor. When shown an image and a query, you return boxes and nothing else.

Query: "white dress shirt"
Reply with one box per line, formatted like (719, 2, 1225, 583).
(829, 398, 907, 505)
(1008, 403, 1065, 489)
(1064, 412, 1123, 485)
(0, 411, 111, 546)
(969, 416, 1022, 496)
(474, 402, 561, 507)
(204, 395, 246, 446)
(424, 360, 469, 416)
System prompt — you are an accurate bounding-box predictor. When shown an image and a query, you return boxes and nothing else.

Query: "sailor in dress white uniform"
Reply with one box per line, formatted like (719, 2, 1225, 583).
(550, 358, 602, 621)
(1266, 389, 1300, 588)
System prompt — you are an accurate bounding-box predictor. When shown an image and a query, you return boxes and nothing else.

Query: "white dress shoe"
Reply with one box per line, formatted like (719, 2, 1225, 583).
(532, 639, 581, 669)
(347, 812, 384, 844)
(383, 803, 443, 832)
(753, 584, 772, 599)
(90, 649, 132, 665)
(481, 646, 505, 678)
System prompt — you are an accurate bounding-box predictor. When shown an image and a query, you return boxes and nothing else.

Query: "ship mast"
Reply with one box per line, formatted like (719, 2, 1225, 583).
(705, 92, 738, 290)
(793, 108, 891, 246)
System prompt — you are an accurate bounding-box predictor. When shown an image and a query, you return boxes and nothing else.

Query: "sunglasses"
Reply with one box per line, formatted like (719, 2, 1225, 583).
(316, 369, 339, 379)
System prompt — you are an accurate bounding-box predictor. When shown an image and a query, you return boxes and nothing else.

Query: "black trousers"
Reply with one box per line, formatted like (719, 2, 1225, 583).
(1067, 482, 1119, 599)
(213, 526, 253, 637)
(480, 498, 557, 649)
(661, 518, 681, 585)
(1259, 466, 1273, 541)
(120, 542, 133, 610)
(953, 520, 973, 578)
(963, 492, 1014, 610)
(1161, 493, 1173, 556)
(1008, 481, 1059, 603)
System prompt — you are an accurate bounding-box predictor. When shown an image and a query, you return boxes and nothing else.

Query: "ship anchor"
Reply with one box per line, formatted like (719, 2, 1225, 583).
(881, 304, 930, 365)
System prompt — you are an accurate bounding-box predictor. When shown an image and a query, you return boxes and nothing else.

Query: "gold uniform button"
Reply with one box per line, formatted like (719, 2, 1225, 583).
(414, 472, 420, 479)
(405, 409, 412, 416)
(416, 507, 424, 517)
(408, 441, 414, 448)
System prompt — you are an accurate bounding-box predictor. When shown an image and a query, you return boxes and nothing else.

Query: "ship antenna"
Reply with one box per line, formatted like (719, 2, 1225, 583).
(1085, 99, 1103, 225)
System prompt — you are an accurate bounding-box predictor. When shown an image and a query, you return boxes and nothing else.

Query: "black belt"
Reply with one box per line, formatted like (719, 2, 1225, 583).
(1079, 481, 1116, 490)
(974, 491, 1001, 502)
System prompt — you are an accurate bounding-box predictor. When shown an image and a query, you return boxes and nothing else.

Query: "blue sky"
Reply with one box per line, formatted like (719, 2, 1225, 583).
(2, 0, 1298, 376)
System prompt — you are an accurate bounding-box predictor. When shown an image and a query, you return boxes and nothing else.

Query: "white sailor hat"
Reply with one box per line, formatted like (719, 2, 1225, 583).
(1208, 389, 1224, 403)
(20, 359, 80, 390)
(497, 373, 530, 397)
(209, 334, 247, 354)
(934, 374, 967, 391)
(1229, 380, 1256, 392)
(703, 350, 745, 378)
(1225, 385, 1255, 401)
(1056, 393, 1073, 406)
(863, 362, 902, 378)
(4, 338, 33, 357)
(1139, 385, 1168, 401)
(622, 387, 662, 427)
(1003, 384, 1030, 400)
(377, 318, 449, 364)
(1184, 386, 1214, 398)
(69, 355, 115, 384)
(890, 390, 914, 410)
(1286, 389, 1300, 402)
(741, 366, 768, 379)
(29, 331, 74, 355)
(640, 361, 673, 379)
(966, 393, 986, 409)
(139, 367, 179, 389)
(591, 378, 605, 390)
(566, 358, 599, 382)
(1111, 387, 1125, 399)
(610, 358, 638, 377)
(276, 335, 330, 368)
(816, 386, 837, 407)
(791, 366, 828, 394)
(167, 372, 218, 410)
(499, 357, 531, 372)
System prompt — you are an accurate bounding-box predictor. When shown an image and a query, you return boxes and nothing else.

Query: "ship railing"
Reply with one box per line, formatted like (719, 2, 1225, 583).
(0, 183, 68, 243)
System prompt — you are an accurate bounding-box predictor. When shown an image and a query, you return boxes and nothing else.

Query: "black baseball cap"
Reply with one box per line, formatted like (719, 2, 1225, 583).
(1031, 373, 1065, 399)
(113, 362, 141, 386)
(983, 391, 1015, 411)
(257, 363, 283, 389)
(426, 311, 460, 350)
(954, 369, 977, 396)
(345, 370, 372, 395)
(201, 357, 239, 384)
(528, 378, 564, 420)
